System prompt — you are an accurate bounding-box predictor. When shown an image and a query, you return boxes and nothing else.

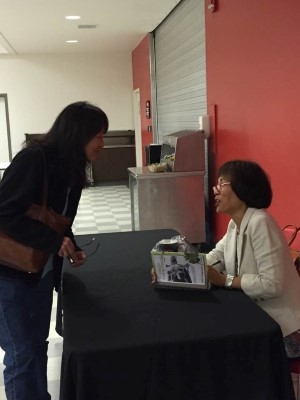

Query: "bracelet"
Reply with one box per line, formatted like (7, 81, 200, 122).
(225, 274, 235, 288)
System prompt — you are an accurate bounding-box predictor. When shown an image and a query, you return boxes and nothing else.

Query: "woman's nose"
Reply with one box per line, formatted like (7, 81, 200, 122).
(212, 186, 219, 195)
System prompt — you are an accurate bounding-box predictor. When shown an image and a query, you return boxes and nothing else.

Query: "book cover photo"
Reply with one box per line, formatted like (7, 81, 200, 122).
(151, 251, 209, 290)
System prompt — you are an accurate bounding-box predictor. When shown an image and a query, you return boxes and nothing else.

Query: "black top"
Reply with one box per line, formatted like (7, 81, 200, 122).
(60, 230, 295, 400)
(0, 145, 82, 287)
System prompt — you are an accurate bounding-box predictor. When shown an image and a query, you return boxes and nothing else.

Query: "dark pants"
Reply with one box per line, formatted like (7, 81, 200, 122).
(0, 271, 54, 400)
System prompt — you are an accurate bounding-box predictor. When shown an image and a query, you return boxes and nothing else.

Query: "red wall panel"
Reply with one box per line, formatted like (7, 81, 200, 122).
(205, 0, 300, 240)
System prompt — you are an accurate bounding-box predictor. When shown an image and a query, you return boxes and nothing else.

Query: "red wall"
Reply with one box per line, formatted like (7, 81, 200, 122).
(132, 35, 153, 165)
(205, 0, 300, 240)
(132, 1, 300, 242)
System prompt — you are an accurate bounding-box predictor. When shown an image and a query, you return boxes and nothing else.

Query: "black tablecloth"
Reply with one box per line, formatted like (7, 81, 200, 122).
(60, 229, 295, 400)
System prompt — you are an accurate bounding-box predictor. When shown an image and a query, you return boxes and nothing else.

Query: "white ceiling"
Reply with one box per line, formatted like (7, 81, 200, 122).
(0, 0, 181, 55)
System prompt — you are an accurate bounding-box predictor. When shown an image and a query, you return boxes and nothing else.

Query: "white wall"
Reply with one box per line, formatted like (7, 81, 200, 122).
(0, 53, 134, 156)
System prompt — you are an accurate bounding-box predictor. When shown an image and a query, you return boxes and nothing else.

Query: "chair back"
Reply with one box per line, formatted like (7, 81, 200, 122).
(282, 225, 300, 275)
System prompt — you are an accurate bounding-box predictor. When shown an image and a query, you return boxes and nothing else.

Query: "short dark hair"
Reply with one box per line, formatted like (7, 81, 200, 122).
(38, 101, 109, 186)
(218, 160, 273, 208)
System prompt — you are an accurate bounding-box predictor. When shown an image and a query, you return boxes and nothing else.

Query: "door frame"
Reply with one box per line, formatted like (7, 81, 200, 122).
(133, 88, 142, 167)
(0, 93, 12, 161)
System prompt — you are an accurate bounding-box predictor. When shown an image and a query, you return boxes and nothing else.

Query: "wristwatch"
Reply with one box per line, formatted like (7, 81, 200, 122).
(225, 274, 235, 288)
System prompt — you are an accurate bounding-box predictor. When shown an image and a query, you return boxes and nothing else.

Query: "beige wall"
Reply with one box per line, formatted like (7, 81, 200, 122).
(0, 53, 134, 156)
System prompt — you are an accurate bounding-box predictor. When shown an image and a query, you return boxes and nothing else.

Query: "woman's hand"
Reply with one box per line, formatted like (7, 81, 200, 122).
(58, 237, 85, 267)
(58, 236, 75, 258)
(70, 250, 86, 268)
(151, 267, 157, 284)
(207, 266, 226, 287)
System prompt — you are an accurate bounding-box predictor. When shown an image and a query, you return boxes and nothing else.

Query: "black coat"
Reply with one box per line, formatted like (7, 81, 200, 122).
(0, 145, 82, 289)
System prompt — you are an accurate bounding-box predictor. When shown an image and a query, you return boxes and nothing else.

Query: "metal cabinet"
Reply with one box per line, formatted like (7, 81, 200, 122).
(128, 167, 206, 243)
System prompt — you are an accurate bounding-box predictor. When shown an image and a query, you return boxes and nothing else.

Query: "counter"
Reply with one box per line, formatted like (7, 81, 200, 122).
(92, 130, 136, 181)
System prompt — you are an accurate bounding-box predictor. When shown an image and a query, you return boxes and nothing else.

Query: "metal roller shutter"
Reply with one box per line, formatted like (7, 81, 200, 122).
(152, 0, 206, 143)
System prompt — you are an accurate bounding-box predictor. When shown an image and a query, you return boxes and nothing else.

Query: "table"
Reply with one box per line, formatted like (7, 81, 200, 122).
(59, 229, 295, 400)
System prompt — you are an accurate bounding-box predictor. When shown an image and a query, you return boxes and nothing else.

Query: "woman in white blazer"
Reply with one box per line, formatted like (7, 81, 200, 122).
(207, 160, 300, 358)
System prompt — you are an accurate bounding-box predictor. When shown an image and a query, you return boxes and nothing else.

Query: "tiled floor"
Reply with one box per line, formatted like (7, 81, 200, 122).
(0, 181, 132, 400)
(72, 181, 132, 235)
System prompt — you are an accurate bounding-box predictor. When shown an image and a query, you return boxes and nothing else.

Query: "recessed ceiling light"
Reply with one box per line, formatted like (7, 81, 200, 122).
(66, 40, 79, 44)
(65, 16, 81, 20)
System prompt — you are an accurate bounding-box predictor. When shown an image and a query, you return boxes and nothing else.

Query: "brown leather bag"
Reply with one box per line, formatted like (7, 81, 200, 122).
(0, 148, 71, 273)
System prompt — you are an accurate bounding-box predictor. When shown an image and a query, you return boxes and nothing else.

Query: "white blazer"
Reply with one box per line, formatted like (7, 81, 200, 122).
(207, 208, 300, 337)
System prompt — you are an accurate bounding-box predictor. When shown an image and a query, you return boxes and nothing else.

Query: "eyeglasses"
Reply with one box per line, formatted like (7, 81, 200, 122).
(79, 237, 100, 259)
(213, 182, 231, 193)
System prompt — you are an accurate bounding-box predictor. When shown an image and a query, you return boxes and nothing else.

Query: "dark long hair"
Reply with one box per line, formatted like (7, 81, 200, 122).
(35, 101, 109, 186)
(218, 160, 273, 208)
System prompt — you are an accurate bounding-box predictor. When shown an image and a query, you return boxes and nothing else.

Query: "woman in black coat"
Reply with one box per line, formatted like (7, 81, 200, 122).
(0, 101, 108, 400)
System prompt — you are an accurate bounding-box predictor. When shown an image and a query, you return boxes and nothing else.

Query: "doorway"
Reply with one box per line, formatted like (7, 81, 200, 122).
(0, 94, 12, 162)
(133, 89, 142, 167)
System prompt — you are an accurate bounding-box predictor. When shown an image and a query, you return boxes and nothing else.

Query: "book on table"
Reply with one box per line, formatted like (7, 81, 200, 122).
(151, 250, 210, 290)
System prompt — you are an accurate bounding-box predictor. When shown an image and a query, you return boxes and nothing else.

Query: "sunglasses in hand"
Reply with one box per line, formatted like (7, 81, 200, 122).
(68, 237, 100, 264)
